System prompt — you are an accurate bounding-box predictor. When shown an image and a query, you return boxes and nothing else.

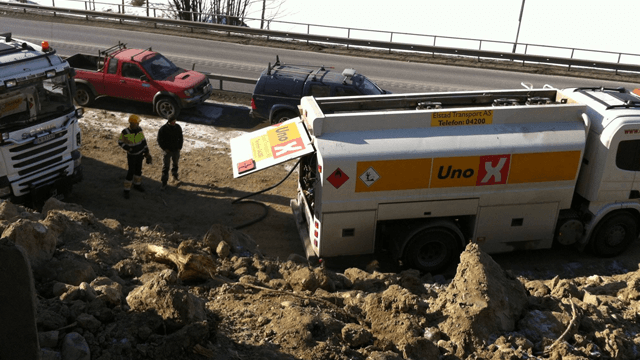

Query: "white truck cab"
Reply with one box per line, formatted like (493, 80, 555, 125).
(0, 33, 83, 206)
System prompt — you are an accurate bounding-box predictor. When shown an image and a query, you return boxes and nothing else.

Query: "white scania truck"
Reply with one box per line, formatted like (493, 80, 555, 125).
(0, 33, 83, 206)
(231, 86, 640, 273)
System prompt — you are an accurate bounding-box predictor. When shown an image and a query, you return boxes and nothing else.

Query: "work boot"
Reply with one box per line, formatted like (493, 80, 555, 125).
(172, 173, 179, 182)
(133, 184, 145, 192)
(123, 190, 130, 199)
(161, 182, 167, 191)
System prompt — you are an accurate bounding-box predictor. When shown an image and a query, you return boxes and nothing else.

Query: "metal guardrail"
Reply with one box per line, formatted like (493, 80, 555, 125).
(3, 1, 640, 76)
(205, 73, 255, 92)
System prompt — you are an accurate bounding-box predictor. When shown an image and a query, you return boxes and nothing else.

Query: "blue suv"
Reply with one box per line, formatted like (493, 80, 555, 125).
(250, 56, 388, 124)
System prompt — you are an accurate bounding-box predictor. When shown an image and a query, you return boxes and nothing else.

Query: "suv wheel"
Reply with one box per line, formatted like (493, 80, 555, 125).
(271, 110, 297, 125)
(155, 98, 180, 119)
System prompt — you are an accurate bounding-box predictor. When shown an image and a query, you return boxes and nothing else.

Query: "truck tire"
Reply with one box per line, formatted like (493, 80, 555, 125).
(155, 97, 180, 119)
(590, 212, 637, 257)
(403, 227, 460, 274)
(271, 110, 297, 125)
(74, 84, 94, 106)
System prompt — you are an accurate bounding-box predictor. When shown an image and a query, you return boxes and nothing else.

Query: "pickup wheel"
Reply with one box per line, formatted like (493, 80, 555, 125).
(155, 97, 180, 119)
(590, 212, 637, 257)
(74, 84, 94, 106)
(271, 110, 297, 125)
(403, 227, 460, 274)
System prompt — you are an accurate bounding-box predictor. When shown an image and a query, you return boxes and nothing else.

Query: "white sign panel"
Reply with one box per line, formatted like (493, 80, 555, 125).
(230, 118, 315, 178)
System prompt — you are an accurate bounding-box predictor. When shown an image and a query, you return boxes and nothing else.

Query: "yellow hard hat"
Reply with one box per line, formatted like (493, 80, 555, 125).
(128, 114, 141, 124)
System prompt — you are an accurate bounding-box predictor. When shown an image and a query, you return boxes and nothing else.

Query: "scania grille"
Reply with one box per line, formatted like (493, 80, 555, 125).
(18, 156, 64, 176)
(9, 134, 70, 177)
(9, 131, 67, 153)
(16, 159, 73, 192)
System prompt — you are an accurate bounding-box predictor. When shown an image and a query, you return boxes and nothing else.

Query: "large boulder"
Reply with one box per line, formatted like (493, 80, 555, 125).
(126, 269, 206, 330)
(434, 243, 528, 357)
(2, 219, 56, 267)
(203, 224, 261, 257)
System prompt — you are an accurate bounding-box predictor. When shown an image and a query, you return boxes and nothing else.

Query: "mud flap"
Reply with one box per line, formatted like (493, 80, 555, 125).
(290, 197, 318, 263)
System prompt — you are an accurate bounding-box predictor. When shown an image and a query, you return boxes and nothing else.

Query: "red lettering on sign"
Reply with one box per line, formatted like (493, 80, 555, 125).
(237, 159, 256, 174)
(327, 168, 349, 189)
(271, 138, 304, 159)
(476, 155, 511, 186)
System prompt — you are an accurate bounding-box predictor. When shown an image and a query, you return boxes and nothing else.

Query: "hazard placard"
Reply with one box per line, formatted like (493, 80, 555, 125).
(327, 168, 349, 189)
(230, 118, 315, 178)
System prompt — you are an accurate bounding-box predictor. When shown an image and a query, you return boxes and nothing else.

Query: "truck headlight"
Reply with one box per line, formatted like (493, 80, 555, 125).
(184, 88, 196, 97)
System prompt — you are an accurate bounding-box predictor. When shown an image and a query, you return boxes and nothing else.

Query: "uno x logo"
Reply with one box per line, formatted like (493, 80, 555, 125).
(476, 155, 510, 186)
(271, 138, 304, 159)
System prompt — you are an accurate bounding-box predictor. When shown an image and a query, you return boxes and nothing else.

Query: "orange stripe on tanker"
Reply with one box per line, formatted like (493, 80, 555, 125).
(355, 158, 432, 192)
(354, 151, 580, 192)
(509, 151, 581, 183)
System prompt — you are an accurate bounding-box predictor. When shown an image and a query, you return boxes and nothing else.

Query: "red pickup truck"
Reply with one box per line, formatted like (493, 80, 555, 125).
(68, 43, 213, 118)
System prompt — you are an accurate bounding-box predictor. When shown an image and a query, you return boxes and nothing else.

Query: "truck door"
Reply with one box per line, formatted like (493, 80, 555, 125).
(101, 58, 120, 96)
(610, 121, 640, 201)
(109, 61, 155, 102)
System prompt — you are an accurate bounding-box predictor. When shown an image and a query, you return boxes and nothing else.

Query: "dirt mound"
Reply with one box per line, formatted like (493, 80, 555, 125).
(2, 197, 640, 359)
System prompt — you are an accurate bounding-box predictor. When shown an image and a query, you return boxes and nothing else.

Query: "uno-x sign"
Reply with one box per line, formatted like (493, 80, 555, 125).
(431, 154, 511, 188)
(476, 155, 511, 185)
(268, 123, 306, 159)
(272, 138, 304, 158)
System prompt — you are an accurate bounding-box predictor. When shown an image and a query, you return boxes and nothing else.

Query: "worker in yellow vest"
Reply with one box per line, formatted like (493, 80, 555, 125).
(118, 114, 152, 199)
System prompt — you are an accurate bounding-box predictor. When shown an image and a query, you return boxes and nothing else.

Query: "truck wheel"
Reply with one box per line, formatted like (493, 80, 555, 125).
(404, 227, 459, 274)
(590, 212, 637, 257)
(271, 110, 297, 125)
(74, 85, 94, 106)
(155, 98, 180, 119)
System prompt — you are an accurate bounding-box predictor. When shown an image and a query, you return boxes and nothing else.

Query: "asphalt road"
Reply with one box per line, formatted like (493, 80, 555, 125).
(4, 16, 640, 94)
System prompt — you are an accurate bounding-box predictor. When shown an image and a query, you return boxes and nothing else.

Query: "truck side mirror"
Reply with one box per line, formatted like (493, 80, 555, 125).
(140, 75, 148, 82)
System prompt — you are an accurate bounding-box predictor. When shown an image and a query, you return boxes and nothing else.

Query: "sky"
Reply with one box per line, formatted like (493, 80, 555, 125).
(244, 0, 640, 63)
(17, 0, 640, 64)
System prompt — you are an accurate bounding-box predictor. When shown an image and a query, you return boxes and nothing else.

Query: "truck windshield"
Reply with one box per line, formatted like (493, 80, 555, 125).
(141, 54, 180, 81)
(0, 73, 75, 131)
(351, 74, 384, 95)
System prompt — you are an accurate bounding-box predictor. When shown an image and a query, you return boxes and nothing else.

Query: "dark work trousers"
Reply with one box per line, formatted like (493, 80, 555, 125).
(161, 150, 180, 184)
(126, 153, 144, 184)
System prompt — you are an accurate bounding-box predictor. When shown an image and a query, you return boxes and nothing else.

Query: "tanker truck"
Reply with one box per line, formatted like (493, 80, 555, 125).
(230, 86, 640, 273)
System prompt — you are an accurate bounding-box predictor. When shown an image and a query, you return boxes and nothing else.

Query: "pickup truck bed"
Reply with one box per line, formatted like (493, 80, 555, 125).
(66, 53, 101, 72)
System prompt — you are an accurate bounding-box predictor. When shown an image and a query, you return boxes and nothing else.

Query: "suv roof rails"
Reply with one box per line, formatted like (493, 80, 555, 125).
(0, 32, 11, 42)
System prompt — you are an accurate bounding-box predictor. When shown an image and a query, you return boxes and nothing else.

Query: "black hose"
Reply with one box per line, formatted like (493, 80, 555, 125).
(232, 159, 301, 229)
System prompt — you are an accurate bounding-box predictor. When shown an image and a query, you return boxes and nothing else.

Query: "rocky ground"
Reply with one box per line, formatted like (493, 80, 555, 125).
(0, 92, 639, 360)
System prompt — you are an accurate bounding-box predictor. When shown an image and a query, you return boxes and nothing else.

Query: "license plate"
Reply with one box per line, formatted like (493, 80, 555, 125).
(34, 133, 55, 145)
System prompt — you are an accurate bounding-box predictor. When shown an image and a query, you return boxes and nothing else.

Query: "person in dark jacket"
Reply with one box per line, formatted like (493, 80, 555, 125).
(157, 114, 183, 189)
(118, 114, 152, 199)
